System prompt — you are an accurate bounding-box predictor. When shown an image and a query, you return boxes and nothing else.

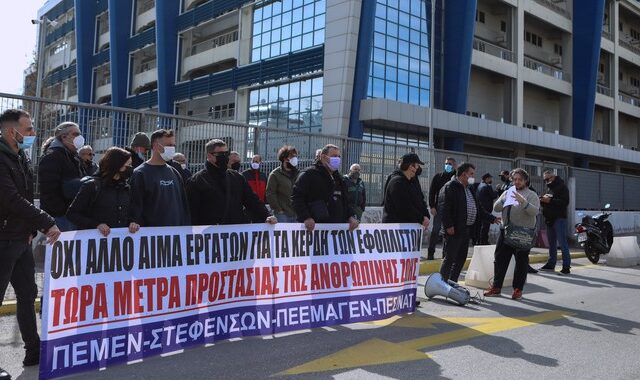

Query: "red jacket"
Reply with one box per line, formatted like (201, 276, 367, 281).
(242, 169, 268, 203)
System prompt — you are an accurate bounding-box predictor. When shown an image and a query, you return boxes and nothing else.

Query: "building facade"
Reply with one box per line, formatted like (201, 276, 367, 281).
(32, 0, 640, 172)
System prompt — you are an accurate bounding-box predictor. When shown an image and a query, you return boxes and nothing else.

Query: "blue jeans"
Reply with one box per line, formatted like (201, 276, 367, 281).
(546, 218, 571, 268)
(55, 216, 76, 232)
(274, 212, 297, 223)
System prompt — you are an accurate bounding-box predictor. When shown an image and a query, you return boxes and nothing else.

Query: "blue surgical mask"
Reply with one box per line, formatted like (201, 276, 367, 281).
(328, 156, 341, 171)
(444, 163, 453, 173)
(14, 129, 36, 150)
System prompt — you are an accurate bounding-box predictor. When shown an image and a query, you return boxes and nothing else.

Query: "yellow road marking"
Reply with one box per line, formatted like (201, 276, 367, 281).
(277, 310, 573, 376)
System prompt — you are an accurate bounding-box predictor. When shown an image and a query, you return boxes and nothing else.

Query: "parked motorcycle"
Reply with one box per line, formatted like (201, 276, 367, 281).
(575, 204, 613, 264)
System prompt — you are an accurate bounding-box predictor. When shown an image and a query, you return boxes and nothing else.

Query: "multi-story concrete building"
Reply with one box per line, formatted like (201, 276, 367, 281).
(32, 0, 640, 172)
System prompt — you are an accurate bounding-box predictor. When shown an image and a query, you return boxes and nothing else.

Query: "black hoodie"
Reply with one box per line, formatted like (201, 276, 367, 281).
(382, 170, 429, 224)
(541, 176, 569, 223)
(0, 138, 54, 240)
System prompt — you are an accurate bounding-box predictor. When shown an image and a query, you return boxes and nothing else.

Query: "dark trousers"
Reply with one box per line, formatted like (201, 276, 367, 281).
(480, 221, 491, 245)
(439, 226, 471, 283)
(427, 213, 442, 255)
(493, 231, 529, 290)
(0, 240, 40, 351)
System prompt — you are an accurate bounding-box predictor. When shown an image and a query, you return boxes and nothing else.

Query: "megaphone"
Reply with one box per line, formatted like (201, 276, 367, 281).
(424, 273, 471, 306)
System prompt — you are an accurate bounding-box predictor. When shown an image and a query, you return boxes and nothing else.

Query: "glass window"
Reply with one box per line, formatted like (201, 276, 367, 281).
(252, 0, 325, 62)
(367, 0, 430, 106)
(248, 77, 323, 131)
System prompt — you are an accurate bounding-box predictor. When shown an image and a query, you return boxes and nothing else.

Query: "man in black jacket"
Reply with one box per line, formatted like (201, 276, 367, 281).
(292, 144, 359, 232)
(0, 110, 61, 373)
(438, 163, 500, 283)
(186, 139, 277, 226)
(38, 122, 86, 231)
(539, 170, 571, 274)
(427, 157, 456, 259)
(477, 173, 497, 245)
(383, 153, 430, 229)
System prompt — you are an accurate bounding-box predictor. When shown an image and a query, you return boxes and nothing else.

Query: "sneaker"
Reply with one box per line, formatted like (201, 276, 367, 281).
(559, 267, 571, 275)
(0, 367, 11, 380)
(539, 264, 555, 271)
(484, 287, 501, 297)
(512, 288, 523, 300)
(23, 349, 39, 367)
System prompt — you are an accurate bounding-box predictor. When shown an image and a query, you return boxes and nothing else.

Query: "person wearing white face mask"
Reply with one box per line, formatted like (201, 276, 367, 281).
(438, 162, 501, 284)
(38, 122, 86, 232)
(170, 152, 192, 182)
(242, 154, 268, 203)
(291, 144, 359, 232)
(127, 129, 190, 232)
(267, 145, 300, 223)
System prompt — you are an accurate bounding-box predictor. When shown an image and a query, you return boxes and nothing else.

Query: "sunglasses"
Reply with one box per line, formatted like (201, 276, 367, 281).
(211, 151, 230, 158)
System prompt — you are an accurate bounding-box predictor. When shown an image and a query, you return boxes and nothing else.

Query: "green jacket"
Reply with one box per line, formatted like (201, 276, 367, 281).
(266, 166, 299, 217)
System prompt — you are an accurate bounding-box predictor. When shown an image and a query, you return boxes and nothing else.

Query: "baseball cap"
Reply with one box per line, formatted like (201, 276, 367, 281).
(401, 153, 424, 166)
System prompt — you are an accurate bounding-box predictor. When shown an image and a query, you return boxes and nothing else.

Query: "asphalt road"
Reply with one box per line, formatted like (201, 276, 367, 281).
(2, 258, 639, 379)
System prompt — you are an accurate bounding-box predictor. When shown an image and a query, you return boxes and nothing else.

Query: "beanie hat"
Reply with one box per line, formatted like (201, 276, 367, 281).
(130, 132, 150, 149)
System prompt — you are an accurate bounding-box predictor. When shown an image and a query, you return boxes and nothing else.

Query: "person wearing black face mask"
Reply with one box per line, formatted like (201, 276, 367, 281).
(539, 170, 571, 274)
(383, 153, 430, 228)
(229, 151, 241, 171)
(67, 147, 133, 236)
(186, 139, 277, 226)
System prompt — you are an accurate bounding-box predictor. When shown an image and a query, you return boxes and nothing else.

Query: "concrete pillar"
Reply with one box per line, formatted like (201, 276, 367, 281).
(238, 3, 254, 66)
(322, 0, 362, 136)
(515, 1, 525, 129)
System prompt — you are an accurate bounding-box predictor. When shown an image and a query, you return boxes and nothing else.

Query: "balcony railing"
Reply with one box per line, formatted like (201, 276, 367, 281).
(597, 84, 612, 97)
(618, 92, 640, 107)
(473, 38, 514, 62)
(619, 38, 640, 55)
(97, 76, 111, 86)
(602, 27, 612, 41)
(135, 60, 157, 74)
(524, 55, 571, 82)
(533, 0, 571, 19)
(189, 29, 239, 56)
(138, 0, 155, 14)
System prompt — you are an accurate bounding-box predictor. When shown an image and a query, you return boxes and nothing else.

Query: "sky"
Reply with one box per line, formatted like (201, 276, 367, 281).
(0, 0, 44, 95)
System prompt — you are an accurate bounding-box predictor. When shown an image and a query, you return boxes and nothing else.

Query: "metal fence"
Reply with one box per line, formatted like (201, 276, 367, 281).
(1, 92, 639, 210)
(0, 93, 433, 206)
(572, 167, 640, 211)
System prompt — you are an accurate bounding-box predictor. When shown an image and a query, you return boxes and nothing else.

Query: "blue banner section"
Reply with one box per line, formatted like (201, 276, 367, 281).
(40, 289, 416, 379)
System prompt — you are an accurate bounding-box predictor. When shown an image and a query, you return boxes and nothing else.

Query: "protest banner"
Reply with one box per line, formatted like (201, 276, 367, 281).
(39, 223, 422, 379)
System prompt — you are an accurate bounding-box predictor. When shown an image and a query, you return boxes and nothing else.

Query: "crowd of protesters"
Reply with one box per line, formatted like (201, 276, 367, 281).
(0, 111, 572, 377)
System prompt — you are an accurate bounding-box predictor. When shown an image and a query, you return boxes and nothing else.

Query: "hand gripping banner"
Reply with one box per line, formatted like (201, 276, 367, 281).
(39, 223, 422, 379)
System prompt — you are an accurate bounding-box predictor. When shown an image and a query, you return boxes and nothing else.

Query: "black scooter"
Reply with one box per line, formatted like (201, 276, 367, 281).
(575, 204, 613, 264)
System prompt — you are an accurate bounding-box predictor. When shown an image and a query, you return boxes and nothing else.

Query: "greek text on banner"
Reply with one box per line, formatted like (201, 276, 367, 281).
(39, 223, 422, 379)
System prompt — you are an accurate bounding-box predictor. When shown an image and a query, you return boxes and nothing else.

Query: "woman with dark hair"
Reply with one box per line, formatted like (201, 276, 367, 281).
(67, 147, 133, 236)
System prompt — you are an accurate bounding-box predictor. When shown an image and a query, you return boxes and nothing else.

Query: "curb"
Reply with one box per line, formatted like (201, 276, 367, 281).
(0, 300, 41, 317)
(0, 251, 586, 316)
(418, 251, 586, 275)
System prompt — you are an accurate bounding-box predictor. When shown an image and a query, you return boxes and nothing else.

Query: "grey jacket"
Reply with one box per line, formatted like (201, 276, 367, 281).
(494, 187, 540, 228)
